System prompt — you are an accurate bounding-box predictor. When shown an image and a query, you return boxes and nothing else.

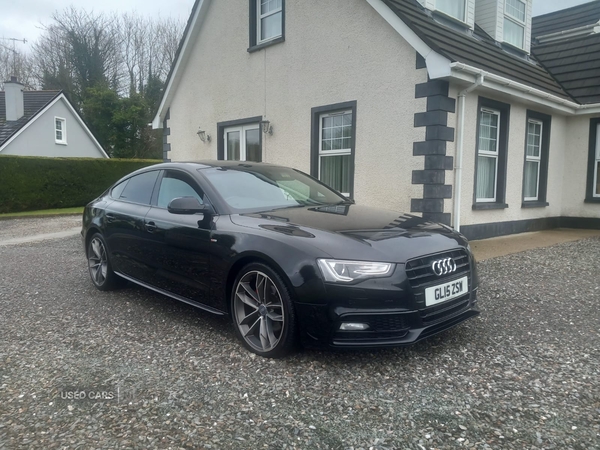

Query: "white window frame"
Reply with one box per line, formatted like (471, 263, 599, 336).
(476, 108, 501, 203)
(524, 119, 543, 201)
(594, 123, 600, 198)
(435, 0, 467, 22)
(257, 0, 283, 45)
(223, 124, 260, 161)
(503, 0, 526, 49)
(318, 110, 352, 197)
(55, 117, 67, 145)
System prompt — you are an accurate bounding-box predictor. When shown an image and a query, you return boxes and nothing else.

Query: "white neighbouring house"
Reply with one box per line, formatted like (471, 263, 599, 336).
(0, 77, 108, 159)
(152, 0, 600, 239)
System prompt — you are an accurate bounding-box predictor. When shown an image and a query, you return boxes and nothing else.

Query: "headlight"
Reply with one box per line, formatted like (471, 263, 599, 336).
(317, 259, 394, 283)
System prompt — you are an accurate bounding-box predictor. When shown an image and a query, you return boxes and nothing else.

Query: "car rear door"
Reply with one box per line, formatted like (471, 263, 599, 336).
(103, 170, 160, 283)
(141, 170, 214, 307)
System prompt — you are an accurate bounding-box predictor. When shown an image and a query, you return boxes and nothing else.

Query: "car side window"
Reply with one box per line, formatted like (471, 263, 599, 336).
(110, 179, 129, 199)
(157, 172, 204, 209)
(118, 171, 160, 205)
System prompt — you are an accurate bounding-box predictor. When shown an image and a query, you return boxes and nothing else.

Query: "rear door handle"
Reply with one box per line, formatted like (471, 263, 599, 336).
(145, 221, 157, 233)
(106, 214, 117, 223)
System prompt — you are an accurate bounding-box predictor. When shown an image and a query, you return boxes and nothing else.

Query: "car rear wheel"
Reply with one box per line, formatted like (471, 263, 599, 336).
(87, 233, 121, 291)
(231, 263, 297, 358)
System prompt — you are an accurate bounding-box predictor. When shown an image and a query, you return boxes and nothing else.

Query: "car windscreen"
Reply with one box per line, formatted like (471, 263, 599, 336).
(200, 165, 347, 212)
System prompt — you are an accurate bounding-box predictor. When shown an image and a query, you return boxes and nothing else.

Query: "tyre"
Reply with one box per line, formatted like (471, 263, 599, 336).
(231, 262, 298, 358)
(87, 233, 122, 291)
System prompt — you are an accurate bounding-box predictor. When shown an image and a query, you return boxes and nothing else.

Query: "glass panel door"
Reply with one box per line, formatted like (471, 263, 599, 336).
(245, 127, 261, 162)
(224, 125, 261, 162)
(226, 130, 241, 161)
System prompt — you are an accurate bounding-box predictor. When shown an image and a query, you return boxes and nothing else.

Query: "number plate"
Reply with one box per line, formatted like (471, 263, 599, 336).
(425, 276, 468, 307)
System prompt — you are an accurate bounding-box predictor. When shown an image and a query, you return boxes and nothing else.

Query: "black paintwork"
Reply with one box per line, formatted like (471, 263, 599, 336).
(82, 161, 480, 348)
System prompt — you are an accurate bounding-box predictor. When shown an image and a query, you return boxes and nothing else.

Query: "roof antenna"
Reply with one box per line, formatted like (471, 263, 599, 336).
(0, 37, 28, 80)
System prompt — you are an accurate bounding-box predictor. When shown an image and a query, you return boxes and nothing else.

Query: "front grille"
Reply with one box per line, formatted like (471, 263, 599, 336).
(368, 314, 410, 332)
(405, 249, 470, 289)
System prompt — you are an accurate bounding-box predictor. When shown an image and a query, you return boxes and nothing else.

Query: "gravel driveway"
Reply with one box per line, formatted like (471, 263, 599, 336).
(0, 231, 599, 449)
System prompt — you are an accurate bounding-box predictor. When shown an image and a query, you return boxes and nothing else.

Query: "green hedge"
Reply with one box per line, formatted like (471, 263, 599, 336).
(0, 155, 161, 213)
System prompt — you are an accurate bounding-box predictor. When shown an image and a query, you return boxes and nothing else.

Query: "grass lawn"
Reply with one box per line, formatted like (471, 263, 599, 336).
(0, 207, 84, 219)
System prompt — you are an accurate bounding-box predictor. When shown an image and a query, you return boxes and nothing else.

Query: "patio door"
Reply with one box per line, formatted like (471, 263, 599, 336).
(224, 124, 261, 162)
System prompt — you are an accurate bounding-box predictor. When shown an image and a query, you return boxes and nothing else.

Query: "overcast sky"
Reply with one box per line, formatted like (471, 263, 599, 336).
(0, 0, 596, 53)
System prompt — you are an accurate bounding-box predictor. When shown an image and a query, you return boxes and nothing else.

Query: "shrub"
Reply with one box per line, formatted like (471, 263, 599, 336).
(0, 155, 161, 213)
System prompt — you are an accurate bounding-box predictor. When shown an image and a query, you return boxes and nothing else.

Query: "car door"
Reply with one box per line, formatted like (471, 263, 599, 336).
(103, 170, 160, 283)
(142, 170, 214, 306)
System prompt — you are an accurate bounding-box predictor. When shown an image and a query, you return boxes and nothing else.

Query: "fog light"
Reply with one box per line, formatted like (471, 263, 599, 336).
(340, 322, 370, 331)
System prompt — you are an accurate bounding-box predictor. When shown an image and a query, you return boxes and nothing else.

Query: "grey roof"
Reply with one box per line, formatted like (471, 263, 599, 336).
(382, 0, 572, 101)
(532, 1, 600, 38)
(0, 90, 61, 147)
(532, 34, 600, 104)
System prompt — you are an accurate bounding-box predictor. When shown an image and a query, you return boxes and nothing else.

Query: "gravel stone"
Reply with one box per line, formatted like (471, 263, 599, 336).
(0, 231, 599, 449)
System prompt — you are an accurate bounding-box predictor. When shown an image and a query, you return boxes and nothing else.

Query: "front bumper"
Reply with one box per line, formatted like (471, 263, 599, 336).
(297, 290, 479, 348)
(296, 248, 480, 348)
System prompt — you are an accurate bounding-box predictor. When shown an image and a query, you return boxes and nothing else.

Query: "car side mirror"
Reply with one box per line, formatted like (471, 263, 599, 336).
(167, 197, 211, 215)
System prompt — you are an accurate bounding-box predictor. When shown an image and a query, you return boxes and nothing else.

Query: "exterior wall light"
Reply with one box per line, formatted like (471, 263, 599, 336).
(197, 128, 211, 143)
(260, 119, 273, 135)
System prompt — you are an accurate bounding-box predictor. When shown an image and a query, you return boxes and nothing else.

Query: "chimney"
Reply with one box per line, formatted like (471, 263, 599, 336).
(4, 76, 24, 121)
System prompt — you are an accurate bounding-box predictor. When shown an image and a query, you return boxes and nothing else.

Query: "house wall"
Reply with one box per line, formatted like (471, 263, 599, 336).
(453, 88, 566, 226)
(2, 99, 106, 158)
(562, 114, 600, 218)
(167, 0, 428, 213)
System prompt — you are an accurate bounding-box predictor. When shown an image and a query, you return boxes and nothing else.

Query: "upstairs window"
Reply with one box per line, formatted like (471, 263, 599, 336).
(435, 0, 466, 22)
(504, 0, 526, 49)
(258, 0, 282, 43)
(249, 0, 285, 50)
(55, 117, 67, 145)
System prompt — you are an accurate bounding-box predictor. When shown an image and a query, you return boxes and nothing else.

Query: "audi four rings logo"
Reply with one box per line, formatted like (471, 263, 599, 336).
(431, 258, 457, 276)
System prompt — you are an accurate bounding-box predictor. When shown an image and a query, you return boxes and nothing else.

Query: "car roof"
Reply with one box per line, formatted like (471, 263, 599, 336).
(142, 160, 281, 170)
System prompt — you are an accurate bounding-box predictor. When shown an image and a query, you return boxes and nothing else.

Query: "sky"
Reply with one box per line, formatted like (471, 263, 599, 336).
(0, 0, 193, 53)
(0, 0, 596, 53)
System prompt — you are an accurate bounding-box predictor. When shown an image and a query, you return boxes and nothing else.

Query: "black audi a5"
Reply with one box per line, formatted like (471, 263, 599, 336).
(82, 161, 480, 357)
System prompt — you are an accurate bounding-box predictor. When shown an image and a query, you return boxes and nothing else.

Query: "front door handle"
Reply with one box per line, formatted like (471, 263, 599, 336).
(145, 221, 157, 233)
(106, 214, 117, 223)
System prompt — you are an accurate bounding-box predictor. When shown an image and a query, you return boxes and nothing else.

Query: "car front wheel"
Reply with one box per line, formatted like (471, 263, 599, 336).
(87, 233, 121, 291)
(231, 263, 297, 358)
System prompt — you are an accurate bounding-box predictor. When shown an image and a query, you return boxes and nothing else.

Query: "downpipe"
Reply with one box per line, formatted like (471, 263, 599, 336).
(453, 73, 485, 232)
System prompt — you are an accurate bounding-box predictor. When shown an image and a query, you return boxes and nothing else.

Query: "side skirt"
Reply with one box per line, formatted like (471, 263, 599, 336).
(114, 271, 228, 316)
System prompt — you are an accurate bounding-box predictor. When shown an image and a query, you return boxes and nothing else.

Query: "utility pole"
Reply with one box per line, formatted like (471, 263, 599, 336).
(0, 37, 27, 78)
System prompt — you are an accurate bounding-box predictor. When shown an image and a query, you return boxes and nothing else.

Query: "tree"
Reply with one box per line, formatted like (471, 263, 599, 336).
(28, 6, 184, 158)
(0, 44, 36, 89)
(32, 7, 121, 107)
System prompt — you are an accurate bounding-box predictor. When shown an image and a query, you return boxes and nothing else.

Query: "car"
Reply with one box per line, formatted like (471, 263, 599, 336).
(82, 161, 480, 358)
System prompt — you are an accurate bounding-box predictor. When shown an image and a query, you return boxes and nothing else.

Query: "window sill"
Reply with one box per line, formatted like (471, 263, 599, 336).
(521, 201, 549, 208)
(584, 197, 600, 204)
(472, 202, 509, 210)
(248, 36, 285, 53)
(55, 142, 68, 146)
